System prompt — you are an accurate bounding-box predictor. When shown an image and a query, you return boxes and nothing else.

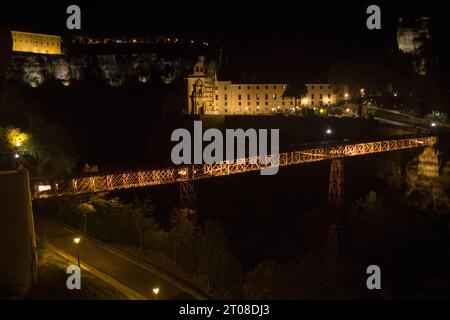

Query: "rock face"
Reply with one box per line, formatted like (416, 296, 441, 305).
(7, 52, 187, 87)
(0, 170, 37, 298)
(406, 147, 450, 214)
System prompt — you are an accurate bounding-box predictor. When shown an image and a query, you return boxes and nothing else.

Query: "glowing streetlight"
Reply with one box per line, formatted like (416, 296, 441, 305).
(153, 287, 160, 300)
(344, 93, 349, 99)
(74, 237, 81, 267)
(431, 122, 436, 127)
(14, 153, 19, 159)
(324, 128, 332, 142)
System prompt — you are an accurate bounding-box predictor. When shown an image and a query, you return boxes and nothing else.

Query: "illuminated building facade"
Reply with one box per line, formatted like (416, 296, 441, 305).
(11, 31, 62, 55)
(186, 57, 337, 115)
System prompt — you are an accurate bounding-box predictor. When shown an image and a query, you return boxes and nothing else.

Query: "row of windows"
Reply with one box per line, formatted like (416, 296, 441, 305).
(216, 93, 332, 100)
(217, 100, 327, 107)
(216, 85, 286, 90)
(215, 85, 331, 90)
(14, 39, 59, 46)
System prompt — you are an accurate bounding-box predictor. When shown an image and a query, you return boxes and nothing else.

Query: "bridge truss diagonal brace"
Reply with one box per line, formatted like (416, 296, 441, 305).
(328, 158, 345, 208)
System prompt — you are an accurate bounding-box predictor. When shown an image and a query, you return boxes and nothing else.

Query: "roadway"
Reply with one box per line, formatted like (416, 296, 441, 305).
(34, 214, 195, 300)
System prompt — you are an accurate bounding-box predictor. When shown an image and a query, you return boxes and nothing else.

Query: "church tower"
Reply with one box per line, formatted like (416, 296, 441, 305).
(186, 56, 215, 115)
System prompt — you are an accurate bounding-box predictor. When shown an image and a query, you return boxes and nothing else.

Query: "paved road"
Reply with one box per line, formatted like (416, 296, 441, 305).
(34, 214, 194, 300)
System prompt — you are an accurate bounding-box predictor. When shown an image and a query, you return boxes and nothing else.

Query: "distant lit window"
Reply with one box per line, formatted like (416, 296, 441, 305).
(256, 94, 260, 100)
(282, 85, 286, 89)
(273, 94, 276, 99)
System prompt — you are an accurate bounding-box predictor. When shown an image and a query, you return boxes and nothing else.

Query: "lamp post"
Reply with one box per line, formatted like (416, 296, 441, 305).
(74, 237, 81, 267)
(324, 128, 332, 142)
(153, 287, 159, 300)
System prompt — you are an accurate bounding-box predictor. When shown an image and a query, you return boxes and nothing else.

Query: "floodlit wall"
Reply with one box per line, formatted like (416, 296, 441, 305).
(11, 31, 61, 55)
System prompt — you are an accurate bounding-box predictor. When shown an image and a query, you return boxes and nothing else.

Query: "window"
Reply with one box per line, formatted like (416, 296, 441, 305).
(247, 101, 251, 106)
(215, 86, 218, 90)
(290, 101, 293, 105)
(265, 86, 268, 89)
(282, 102, 285, 106)
(225, 108, 228, 113)
(328, 86, 331, 89)
(282, 85, 286, 89)
(225, 102, 228, 106)
(282, 96, 285, 100)
(265, 94, 268, 100)
(247, 94, 251, 100)
(238, 94, 241, 100)
(238, 86, 241, 90)
(328, 94, 331, 98)
(247, 86, 250, 89)
(273, 86, 277, 89)
(224, 94, 228, 100)
(256, 101, 260, 106)
(238, 102, 242, 106)
(265, 102, 268, 106)
(224, 86, 228, 90)
(311, 85, 314, 89)
(256, 86, 259, 89)
(311, 94, 314, 100)
(320, 94, 323, 100)
(320, 85, 323, 89)
(272, 94, 276, 100)
(215, 95, 218, 100)
(256, 94, 260, 100)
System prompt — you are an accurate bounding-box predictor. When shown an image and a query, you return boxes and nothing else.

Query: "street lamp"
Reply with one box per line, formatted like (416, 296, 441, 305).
(153, 287, 160, 300)
(324, 128, 332, 142)
(74, 237, 81, 267)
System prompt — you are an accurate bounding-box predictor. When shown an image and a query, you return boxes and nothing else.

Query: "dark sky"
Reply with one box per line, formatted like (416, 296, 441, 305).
(1, 0, 449, 80)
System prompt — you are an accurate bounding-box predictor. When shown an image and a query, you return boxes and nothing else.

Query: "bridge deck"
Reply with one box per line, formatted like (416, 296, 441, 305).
(31, 135, 437, 199)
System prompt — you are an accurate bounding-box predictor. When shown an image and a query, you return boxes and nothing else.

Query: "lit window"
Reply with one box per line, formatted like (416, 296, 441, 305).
(273, 94, 276, 99)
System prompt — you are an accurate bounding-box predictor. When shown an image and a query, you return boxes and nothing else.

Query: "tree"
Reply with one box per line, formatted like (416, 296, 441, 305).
(282, 82, 308, 111)
(26, 114, 78, 176)
(129, 196, 159, 250)
(197, 220, 243, 298)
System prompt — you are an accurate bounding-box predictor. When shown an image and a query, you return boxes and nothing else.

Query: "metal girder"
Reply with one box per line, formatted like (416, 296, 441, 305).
(32, 135, 437, 199)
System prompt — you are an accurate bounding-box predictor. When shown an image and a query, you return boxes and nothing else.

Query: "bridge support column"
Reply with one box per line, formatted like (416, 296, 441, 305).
(179, 166, 197, 216)
(328, 158, 345, 208)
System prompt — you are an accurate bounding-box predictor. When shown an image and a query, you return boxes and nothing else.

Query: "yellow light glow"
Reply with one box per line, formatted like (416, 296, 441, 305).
(153, 288, 159, 295)
(38, 185, 52, 192)
(74, 237, 81, 244)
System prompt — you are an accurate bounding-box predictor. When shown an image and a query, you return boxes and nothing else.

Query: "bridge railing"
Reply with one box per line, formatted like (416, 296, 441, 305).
(31, 135, 437, 199)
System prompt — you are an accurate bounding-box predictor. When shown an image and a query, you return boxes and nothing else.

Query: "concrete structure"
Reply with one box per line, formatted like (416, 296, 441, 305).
(186, 57, 337, 115)
(11, 31, 62, 55)
(0, 170, 37, 298)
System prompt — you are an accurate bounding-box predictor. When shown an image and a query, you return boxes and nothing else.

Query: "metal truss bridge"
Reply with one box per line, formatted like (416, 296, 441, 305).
(31, 135, 437, 208)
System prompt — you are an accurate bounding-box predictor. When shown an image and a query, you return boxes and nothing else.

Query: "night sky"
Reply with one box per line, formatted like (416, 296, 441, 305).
(1, 0, 449, 80)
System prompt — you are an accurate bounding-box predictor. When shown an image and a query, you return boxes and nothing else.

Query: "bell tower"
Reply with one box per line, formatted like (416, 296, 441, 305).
(186, 56, 215, 115)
